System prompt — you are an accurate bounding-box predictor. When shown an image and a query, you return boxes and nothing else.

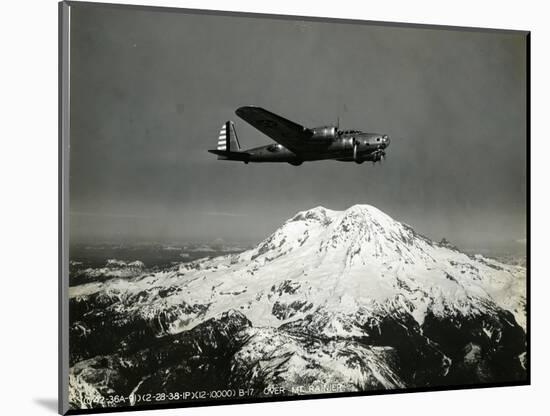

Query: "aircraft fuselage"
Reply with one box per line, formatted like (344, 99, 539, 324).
(244, 132, 390, 165)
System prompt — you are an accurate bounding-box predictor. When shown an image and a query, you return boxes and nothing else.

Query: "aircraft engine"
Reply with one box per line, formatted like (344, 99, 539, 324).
(310, 126, 338, 141)
(352, 139, 386, 164)
(373, 153, 383, 161)
(370, 150, 386, 163)
(352, 137, 364, 164)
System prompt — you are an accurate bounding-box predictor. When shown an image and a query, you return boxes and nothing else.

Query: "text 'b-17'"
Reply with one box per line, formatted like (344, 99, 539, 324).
(208, 106, 390, 166)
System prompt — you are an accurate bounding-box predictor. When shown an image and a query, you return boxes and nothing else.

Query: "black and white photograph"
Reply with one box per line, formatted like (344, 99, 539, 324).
(58, 1, 529, 414)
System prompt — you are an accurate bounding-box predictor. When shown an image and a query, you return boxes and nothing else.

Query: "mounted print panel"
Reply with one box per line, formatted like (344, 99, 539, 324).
(59, 1, 529, 414)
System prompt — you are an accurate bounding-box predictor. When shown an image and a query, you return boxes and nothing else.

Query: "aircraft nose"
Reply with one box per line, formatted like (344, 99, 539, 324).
(383, 135, 390, 147)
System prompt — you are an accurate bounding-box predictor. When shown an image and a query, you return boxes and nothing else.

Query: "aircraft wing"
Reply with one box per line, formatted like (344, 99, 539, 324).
(235, 106, 312, 155)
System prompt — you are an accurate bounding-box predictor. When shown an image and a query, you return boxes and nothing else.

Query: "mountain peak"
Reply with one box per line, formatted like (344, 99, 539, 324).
(340, 204, 395, 226)
(288, 206, 336, 224)
(289, 204, 391, 226)
(345, 203, 381, 212)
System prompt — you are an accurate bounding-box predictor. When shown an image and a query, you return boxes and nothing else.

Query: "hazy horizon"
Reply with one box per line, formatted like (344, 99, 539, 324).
(68, 5, 527, 252)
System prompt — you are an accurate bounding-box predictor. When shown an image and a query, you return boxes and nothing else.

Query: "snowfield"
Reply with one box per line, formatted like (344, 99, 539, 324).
(68, 204, 527, 410)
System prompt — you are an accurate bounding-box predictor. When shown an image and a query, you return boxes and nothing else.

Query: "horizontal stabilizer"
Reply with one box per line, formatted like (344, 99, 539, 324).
(208, 149, 250, 161)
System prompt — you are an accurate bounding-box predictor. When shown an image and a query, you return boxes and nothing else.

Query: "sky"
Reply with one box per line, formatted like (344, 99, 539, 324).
(68, 4, 528, 251)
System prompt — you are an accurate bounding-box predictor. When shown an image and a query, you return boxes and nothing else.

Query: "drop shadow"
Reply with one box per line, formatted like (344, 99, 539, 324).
(34, 398, 58, 413)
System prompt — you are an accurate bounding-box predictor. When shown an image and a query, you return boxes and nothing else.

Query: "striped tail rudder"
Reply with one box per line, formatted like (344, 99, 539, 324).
(217, 121, 241, 151)
(217, 122, 228, 150)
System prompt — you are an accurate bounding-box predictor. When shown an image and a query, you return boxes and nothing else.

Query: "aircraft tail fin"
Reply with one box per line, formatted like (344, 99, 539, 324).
(217, 121, 241, 152)
(210, 121, 248, 161)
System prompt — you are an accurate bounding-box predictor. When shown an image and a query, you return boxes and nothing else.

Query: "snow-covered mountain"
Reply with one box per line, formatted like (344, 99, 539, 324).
(68, 205, 527, 410)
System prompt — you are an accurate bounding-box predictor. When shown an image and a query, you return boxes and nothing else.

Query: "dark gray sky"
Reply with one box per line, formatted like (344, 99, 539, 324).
(69, 4, 527, 250)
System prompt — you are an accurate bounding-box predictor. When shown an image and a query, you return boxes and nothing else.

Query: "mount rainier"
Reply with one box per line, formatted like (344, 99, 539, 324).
(68, 204, 527, 409)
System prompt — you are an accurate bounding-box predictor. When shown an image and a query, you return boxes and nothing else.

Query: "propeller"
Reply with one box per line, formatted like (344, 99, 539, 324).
(372, 149, 386, 164)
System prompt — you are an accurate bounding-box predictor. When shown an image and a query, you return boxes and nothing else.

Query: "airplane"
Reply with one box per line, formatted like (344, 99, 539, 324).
(208, 106, 390, 165)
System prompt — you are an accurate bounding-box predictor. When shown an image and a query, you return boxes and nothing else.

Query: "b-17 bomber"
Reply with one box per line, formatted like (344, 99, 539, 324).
(208, 106, 390, 165)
